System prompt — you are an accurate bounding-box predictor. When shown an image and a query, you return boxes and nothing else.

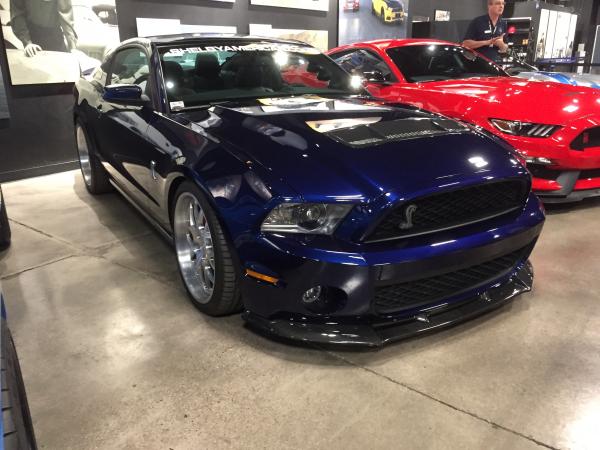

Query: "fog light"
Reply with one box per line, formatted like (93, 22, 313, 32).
(302, 286, 323, 304)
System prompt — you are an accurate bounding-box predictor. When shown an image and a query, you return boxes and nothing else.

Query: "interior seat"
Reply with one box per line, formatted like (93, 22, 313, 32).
(193, 53, 224, 90)
(162, 61, 195, 100)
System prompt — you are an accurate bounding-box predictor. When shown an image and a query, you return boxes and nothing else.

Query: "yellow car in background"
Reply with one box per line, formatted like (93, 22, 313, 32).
(372, 0, 405, 23)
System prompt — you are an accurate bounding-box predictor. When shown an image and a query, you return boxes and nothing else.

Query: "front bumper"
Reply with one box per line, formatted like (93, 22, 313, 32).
(243, 261, 533, 348)
(383, 16, 404, 23)
(529, 166, 600, 202)
(238, 193, 544, 346)
(488, 119, 600, 201)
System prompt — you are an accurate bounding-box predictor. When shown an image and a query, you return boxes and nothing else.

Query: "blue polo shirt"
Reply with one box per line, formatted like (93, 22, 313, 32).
(463, 14, 507, 62)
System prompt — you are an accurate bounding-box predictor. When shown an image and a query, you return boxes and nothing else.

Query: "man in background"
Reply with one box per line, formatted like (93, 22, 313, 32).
(463, 0, 508, 62)
(10, 0, 77, 57)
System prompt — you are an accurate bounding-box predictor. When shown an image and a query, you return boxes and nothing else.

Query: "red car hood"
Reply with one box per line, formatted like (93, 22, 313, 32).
(391, 77, 600, 126)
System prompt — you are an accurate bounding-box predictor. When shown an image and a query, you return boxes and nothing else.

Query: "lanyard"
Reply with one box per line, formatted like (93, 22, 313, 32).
(489, 18, 498, 35)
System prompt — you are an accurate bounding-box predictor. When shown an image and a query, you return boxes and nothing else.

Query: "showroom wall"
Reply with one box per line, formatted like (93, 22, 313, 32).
(0, 0, 598, 182)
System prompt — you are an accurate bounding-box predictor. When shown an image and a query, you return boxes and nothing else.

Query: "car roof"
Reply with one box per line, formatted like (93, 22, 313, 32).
(334, 38, 459, 52)
(119, 34, 313, 48)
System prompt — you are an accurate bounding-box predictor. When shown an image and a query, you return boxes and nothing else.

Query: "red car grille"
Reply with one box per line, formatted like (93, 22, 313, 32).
(364, 180, 528, 243)
(571, 127, 600, 150)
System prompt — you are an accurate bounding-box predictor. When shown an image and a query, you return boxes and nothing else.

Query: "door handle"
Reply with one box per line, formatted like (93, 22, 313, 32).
(150, 160, 158, 180)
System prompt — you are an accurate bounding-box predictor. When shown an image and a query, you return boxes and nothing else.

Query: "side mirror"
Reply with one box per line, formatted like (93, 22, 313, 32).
(362, 70, 386, 83)
(103, 84, 147, 105)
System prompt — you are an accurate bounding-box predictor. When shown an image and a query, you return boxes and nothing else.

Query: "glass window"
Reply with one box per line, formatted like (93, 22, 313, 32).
(331, 49, 396, 82)
(385, 0, 404, 11)
(386, 44, 507, 83)
(109, 48, 150, 91)
(91, 65, 108, 86)
(157, 41, 363, 109)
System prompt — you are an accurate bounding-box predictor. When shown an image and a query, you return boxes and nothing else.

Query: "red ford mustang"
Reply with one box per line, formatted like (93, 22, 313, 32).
(328, 39, 600, 202)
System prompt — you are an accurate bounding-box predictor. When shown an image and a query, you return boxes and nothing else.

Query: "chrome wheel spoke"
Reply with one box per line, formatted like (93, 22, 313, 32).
(193, 250, 204, 271)
(174, 192, 217, 304)
(188, 202, 196, 227)
(204, 265, 215, 286)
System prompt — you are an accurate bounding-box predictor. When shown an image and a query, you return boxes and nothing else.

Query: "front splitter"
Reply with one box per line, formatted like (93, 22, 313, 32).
(242, 261, 534, 348)
(539, 188, 600, 203)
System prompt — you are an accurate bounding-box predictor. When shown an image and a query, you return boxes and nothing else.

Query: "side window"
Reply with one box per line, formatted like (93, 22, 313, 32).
(91, 65, 108, 86)
(332, 49, 396, 82)
(108, 48, 150, 93)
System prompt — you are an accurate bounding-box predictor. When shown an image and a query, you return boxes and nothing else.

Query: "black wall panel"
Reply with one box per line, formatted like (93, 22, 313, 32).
(0, 34, 77, 183)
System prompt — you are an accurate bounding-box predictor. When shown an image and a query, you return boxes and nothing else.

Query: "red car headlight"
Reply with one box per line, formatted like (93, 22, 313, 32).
(490, 119, 560, 138)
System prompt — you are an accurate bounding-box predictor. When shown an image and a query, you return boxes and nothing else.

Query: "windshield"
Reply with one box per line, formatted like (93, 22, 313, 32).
(387, 1, 403, 10)
(386, 44, 507, 83)
(158, 41, 362, 110)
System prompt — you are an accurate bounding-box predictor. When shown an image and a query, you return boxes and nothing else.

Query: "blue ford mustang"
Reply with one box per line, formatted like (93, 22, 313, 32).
(73, 35, 545, 347)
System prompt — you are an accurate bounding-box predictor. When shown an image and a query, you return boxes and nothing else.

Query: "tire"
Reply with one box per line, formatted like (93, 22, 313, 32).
(371, 3, 375, 14)
(381, 8, 385, 20)
(75, 119, 112, 195)
(2, 325, 37, 450)
(172, 181, 241, 316)
(0, 187, 11, 251)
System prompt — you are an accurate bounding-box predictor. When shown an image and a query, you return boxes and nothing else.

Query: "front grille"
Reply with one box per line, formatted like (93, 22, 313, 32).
(528, 166, 600, 181)
(580, 168, 600, 179)
(374, 245, 530, 314)
(571, 127, 600, 150)
(527, 164, 561, 180)
(365, 180, 528, 242)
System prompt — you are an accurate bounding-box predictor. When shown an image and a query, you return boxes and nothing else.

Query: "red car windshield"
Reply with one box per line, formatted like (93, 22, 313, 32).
(386, 44, 507, 83)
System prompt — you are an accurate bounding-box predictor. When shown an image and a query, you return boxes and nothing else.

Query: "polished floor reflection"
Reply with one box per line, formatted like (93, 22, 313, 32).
(1, 171, 600, 450)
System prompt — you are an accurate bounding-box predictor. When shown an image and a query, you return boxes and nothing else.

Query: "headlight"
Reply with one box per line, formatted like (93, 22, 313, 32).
(261, 203, 353, 235)
(490, 119, 560, 138)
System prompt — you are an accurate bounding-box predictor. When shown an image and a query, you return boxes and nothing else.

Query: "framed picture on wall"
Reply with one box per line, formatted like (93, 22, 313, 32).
(0, 0, 121, 85)
(136, 18, 237, 38)
(434, 10, 450, 22)
(250, 0, 328, 12)
(339, 0, 411, 47)
(249, 24, 328, 52)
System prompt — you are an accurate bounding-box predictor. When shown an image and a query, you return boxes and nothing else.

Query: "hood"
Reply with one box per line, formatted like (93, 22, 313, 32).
(182, 95, 528, 201)
(398, 77, 600, 126)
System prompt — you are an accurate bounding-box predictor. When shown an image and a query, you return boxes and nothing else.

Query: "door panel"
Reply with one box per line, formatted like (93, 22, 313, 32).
(94, 46, 167, 220)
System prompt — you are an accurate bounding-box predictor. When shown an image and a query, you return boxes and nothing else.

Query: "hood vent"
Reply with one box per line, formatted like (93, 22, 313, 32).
(325, 117, 469, 148)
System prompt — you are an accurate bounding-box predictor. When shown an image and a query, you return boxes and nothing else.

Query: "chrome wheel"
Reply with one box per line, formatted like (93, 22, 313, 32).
(76, 125, 92, 187)
(174, 193, 216, 304)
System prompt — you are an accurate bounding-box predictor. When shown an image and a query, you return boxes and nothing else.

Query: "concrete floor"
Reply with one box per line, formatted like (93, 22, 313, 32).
(1, 171, 600, 450)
